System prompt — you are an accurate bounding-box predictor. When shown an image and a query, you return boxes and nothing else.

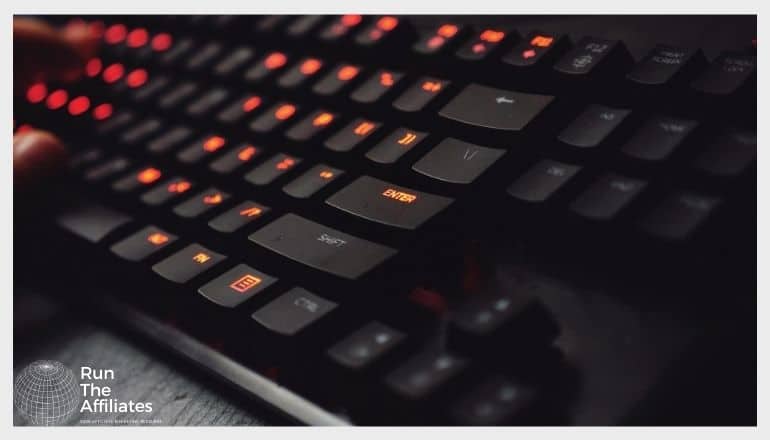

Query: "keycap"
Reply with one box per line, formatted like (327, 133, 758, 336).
(249, 213, 397, 280)
(286, 15, 324, 38)
(131, 75, 169, 102)
(217, 94, 264, 124)
(385, 351, 468, 400)
(56, 202, 131, 243)
(365, 128, 426, 164)
(173, 188, 230, 218)
(84, 156, 131, 182)
(198, 264, 278, 307)
(141, 177, 195, 205)
(326, 176, 454, 230)
(147, 126, 193, 154)
(312, 64, 361, 96)
(692, 130, 756, 176)
(350, 70, 404, 104)
(111, 166, 162, 192)
(413, 23, 465, 55)
(571, 174, 647, 221)
(213, 46, 254, 76)
(502, 31, 565, 68)
(244, 51, 288, 83)
(327, 322, 405, 370)
(120, 117, 162, 145)
(285, 110, 338, 142)
(209, 144, 261, 174)
(691, 52, 756, 96)
(456, 28, 509, 61)
(393, 77, 449, 112)
(110, 225, 177, 261)
(354, 16, 401, 46)
(412, 138, 505, 184)
(177, 135, 228, 164)
(186, 87, 230, 118)
(627, 45, 699, 86)
(325, 119, 381, 152)
(185, 41, 223, 71)
(557, 105, 631, 148)
(440, 84, 553, 131)
(277, 58, 325, 89)
(159, 37, 194, 66)
(152, 243, 226, 284)
(96, 110, 134, 135)
(450, 376, 536, 425)
(283, 164, 344, 198)
(640, 191, 721, 240)
(249, 102, 297, 133)
(158, 81, 198, 110)
(507, 160, 581, 203)
(208, 201, 270, 233)
(554, 37, 622, 76)
(251, 287, 337, 336)
(244, 154, 302, 186)
(622, 115, 698, 161)
(318, 15, 363, 41)
(254, 15, 285, 33)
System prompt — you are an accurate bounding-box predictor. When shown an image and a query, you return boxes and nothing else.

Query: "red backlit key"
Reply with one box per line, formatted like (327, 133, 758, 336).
(282, 164, 344, 199)
(210, 144, 262, 174)
(502, 31, 567, 68)
(147, 126, 193, 155)
(319, 14, 364, 41)
(365, 128, 427, 164)
(249, 102, 298, 133)
(112, 166, 163, 192)
(393, 77, 450, 112)
(244, 51, 288, 83)
(217, 94, 265, 125)
(244, 153, 302, 186)
(354, 16, 401, 46)
(208, 201, 271, 233)
(325, 118, 382, 152)
(277, 57, 325, 89)
(110, 226, 178, 262)
(173, 187, 231, 218)
(152, 243, 226, 284)
(198, 264, 278, 308)
(186, 87, 230, 118)
(456, 28, 511, 61)
(285, 110, 338, 141)
(141, 177, 195, 206)
(413, 23, 466, 55)
(312, 64, 361, 96)
(213, 46, 255, 77)
(350, 69, 404, 104)
(177, 135, 227, 164)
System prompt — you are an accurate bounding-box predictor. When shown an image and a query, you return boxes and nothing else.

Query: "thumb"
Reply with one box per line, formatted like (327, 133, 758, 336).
(13, 130, 68, 189)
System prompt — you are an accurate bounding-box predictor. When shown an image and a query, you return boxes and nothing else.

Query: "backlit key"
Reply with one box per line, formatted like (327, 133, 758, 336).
(319, 15, 364, 41)
(354, 16, 400, 46)
(210, 144, 262, 174)
(277, 57, 325, 89)
(283, 164, 344, 198)
(456, 28, 510, 61)
(413, 23, 465, 54)
(198, 264, 278, 307)
(208, 201, 270, 233)
(365, 128, 426, 164)
(152, 243, 226, 284)
(112, 166, 162, 192)
(244, 153, 302, 186)
(325, 118, 381, 152)
(217, 94, 264, 124)
(141, 177, 194, 206)
(350, 69, 404, 104)
(312, 64, 361, 96)
(110, 226, 177, 261)
(244, 51, 288, 83)
(285, 110, 338, 141)
(173, 187, 231, 218)
(393, 77, 449, 112)
(249, 102, 298, 133)
(177, 135, 227, 164)
(503, 31, 566, 68)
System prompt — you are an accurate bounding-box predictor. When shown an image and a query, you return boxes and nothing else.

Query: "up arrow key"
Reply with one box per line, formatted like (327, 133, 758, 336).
(496, 96, 515, 104)
(440, 83, 553, 131)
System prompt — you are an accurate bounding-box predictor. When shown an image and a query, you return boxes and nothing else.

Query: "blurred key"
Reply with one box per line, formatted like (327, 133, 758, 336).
(244, 153, 301, 185)
(210, 144, 262, 174)
(413, 23, 465, 55)
(218, 94, 264, 125)
(393, 77, 449, 112)
(84, 156, 131, 182)
(186, 87, 230, 118)
(327, 322, 405, 370)
(112, 166, 162, 192)
(213, 46, 254, 77)
(693, 130, 756, 176)
(691, 52, 755, 96)
(244, 51, 288, 83)
(450, 377, 536, 425)
(283, 164, 344, 198)
(278, 58, 325, 89)
(147, 126, 193, 154)
(456, 28, 510, 61)
(503, 31, 567, 68)
(313, 64, 361, 96)
(110, 226, 177, 261)
(208, 201, 270, 233)
(354, 16, 402, 47)
(285, 110, 338, 141)
(507, 160, 581, 203)
(141, 177, 194, 206)
(120, 117, 162, 145)
(325, 118, 381, 152)
(385, 351, 468, 400)
(557, 105, 630, 148)
(158, 81, 198, 110)
(286, 16, 324, 38)
(173, 187, 230, 218)
(622, 115, 698, 161)
(319, 15, 364, 42)
(350, 70, 404, 104)
(365, 128, 426, 164)
(177, 135, 227, 164)
(250, 102, 297, 133)
(554, 37, 624, 76)
(640, 191, 721, 240)
(571, 174, 647, 221)
(185, 42, 223, 71)
(57, 202, 131, 243)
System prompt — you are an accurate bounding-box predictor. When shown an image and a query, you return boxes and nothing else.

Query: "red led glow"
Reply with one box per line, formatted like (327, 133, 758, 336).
(242, 96, 262, 112)
(92, 103, 113, 120)
(85, 58, 102, 77)
(46, 89, 68, 110)
(102, 63, 125, 84)
(126, 28, 149, 48)
(87, 21, 105, 38)
(274, 104, 296, 121)
(264, 52, 287, 70)
(437, 24, 459, 38)
(104, 24, 127, 44)
(151, 33, 173, 51)
(480, 29, 505, 43)
(341, 15, 362, 27)
(377, 16, 398, 31)
(126, 69, 148, 88)
(427, 35, 446, 50)
(26, 83, 47, 104)
(67, 96, 90, 116)
(16, 124, 33, 134)
(300, 58, 323, 75)
(337, 65, 359, 81)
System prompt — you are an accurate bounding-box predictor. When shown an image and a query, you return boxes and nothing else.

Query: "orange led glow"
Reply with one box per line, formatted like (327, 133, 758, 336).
(203, 136, 226, 152)
(380, 72, 395, 87)
(126, 28, 149, 48)
(26, 83, 47, 104)
(126, 69, 148, 88)
(67, 96, 90, 116)
(103, 63, 125, 84)
(480, 29, 505, 43)
(353, 121, 376, 136)
(522, 49, 537, 59)
(147, 232, 169, 245)
(85, 58, 102, 77)
(274, 104, 296, 121)
(275, 157, 296, 170)
(472, 43, 486, 54)
(239, 206, 263, 217)
(151, 33, 173, 51)
(137, 167, 162, 184)
(229, 274, 262, 293)
(437, 24, 459, 38)
(341, 15, 362, 27)
(46, 89, 68, 110)
(168, 180, 192, 193)
(421, 81, 442, 93)
(382, 188, 417, 203)
(337, 65, 360, 81)
(242, 96, 262, 112)
(203, 193, 224, 205)
(300, 58, 323, 75)
(92, 103, 113, 121)
(377, 16, 399, 31)
(312, 112, 335, 127)
(104, 24, 127, 44)
(192, 252, 211, 264)
(319, 170, 335, 179)
(264, 52, 288, 70)
(426, 36, 446, 49)
(237, 146, 258, 161)
(530, 35, 554, 47)
(397, 132, 418, 146)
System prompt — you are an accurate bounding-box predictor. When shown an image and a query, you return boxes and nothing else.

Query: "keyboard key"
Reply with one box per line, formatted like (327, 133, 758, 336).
(554, 37, 622, 76)
(111, 166, 162, 192)
(177, 135, 228, 164)
(326, 176, 454, 230)
(244, 153, 301, 185)
(325, 118, 381, 152)
(412, 138, 505, 184)
(217, 94, 264, 125)
(640, 191, 721, 240)
(84, 156, 131, 182)
(185, 41, 223, 71)
(393, 77, 449, 112)
(283, 164, 344, 198)
(692, 130, 756, 176)
(185, 87, 230, 117)
(627, 44, 699, 86)
(131, 75, 169, 102)
(152, 243, 226, 284)
(571, 174, 647, 221)
(213, 46, 254, 76)
(285, 110, 338, 141)
(198, 263, 278, 307)
(503, 31, 565, 68)
(209, 144, 262, 174)
(365, 128, 426, 164)
(110, 225, 177, 261)
(208, 201, 270, 233)
(159, 37, 194, 66)
(173, 187, 230, 218)
(254, 15, 286, 33)
(350, 70, 404, 104)
(385, 351, 468, 400)
(251, 287, 337, 336)
(249, 102, 297, 133)
(318, 15, 363, 41)
(557, 105, 631, 148)
(285, 15, 324, 38)
(244, 51, 288, 83)
(327, 322, 405, 370)
(141, 177, 194, 205)
(158, 81, 198, 110)
(691, 52, 755, 96)
(413, 23, 465, 54)
(622, 115, 698, 161)
(249, 213, 397, 279)
(120, 117, 162, 145)
(147, 126, 193, 154)
(96, 110, 134, 135)
(56, 202, 131, 243)
(440, 84, 553, 131)
(456, 28, 509, 61)
(507, 160, 581, 203)
(313, 64, 361, 96)
(450, 377, 536, 425)
(354, 16, 401, 46)
(277, 57, 325, 89)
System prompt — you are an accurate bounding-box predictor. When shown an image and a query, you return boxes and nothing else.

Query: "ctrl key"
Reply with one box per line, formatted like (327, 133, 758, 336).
(251, 287, 337, 336)
(152, 244, 226, 284)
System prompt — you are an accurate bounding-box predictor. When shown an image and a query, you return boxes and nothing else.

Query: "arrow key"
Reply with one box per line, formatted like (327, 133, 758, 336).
(412, 138, 505, 184)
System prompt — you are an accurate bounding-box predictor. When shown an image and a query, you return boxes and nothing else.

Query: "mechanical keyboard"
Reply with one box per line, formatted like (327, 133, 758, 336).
(14, 15, 757, 425)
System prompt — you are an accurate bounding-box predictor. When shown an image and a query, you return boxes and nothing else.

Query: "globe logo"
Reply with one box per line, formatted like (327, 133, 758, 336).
(14, 360, 81, 426)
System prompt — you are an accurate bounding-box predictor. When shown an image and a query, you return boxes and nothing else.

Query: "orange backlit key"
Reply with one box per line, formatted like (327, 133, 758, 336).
(354, 16, 400, 46)
(249, 102, 298, 133)
(366, 127, 427, 164)
(313, 64, 361, 96)
(393, 77, 450, 112)
(112, 166, 162, 192)
(244, 51, 288, 83)
(141, 177, 194, 206)
(319, 14, 364, 41)
(152, 244, 226, 284)
(245, 153, 302, 186)
(173, 187, 231, 218)
(208, 201, 271, 233)
(350, 69, 404, 104)
(177, 135, 227, 164)
(278, 57, 325, 89)
(457, 28, 509, 61)
(217, 94, 266, 125)
(283, 164, 344, 199)
(210, 144, 262, 174)
(503, 30, 566, 68)
(199, 264, 277, 307)
(110, 226, 177, 262)
(325, 118, 382, 152)
(414, 23, 464, 54)
(285, 110, 338, 141)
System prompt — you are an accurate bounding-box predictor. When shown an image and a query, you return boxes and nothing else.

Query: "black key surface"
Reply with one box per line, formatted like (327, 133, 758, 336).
(84, 156, 131, 182)
(326, 176, 454, 230)
(622, 115, 698, 161)
(557, 105, 630, 148)
(217, 94, 265, 124)
(554, 37, 620, 75)
(249, 213, 397, 279)
(393, 77, 449, 112)
(110, 225, 178, 261)
(198, 263, 278, 307)
(244, 51, 288, 83)
(208, 201, 270, 233)
(439, 84, 553, 131)
(173, 188, 231, 218)
(283, 164, 344, 198)
(186, 87, 230, 118)
(249, 102, 297, 133)
(131, 75, 170, 102)
(691, 52, 756, 96)
(413, 22, 465, 54)
(152, 243, 226, 284)
(185, 41, 223, 71)
(325, 118, 381, 152)
(507, 160, 581, 203)
(412, 138, 505, 184)
(450, 377, 536, 425)
(285, 110, 338, 142)
(312, 64, 361, 96)
(95, 110, 134, 135)
(244, 153, 301, 185)
(627, 44, 698, 86)
(286, 15, 324, 37)
(456, 28, 509, 61)
(147, 126, 193, 154)
(141, 177, 195, 206)
(277, 57, 325, 89)
(158, 81, 198, 110)
(692, 130, 756, 176)
(159, 37, 194, 66)
(111, 166, 162, 192)
(365, 128, 427, 164)
(209, 144, 262, 174)
(251, 287, 337, 336)
(177, 135, 228, 164)
(120, 118, 162, 145)
(213, 46, 254, 77)
(350, 69, 403, 104)
(385, 351, 468, 400)
(327, 322, 406, 370)
(640, 191, 721, 240)
(571, 174, 647, 221)
(56, 202, 131, 243)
